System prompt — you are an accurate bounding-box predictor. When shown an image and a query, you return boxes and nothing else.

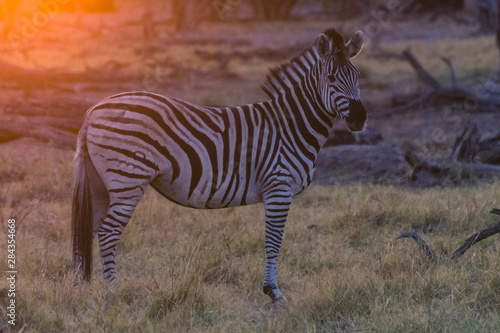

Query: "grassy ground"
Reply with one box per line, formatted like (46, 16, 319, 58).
(0, 139, 499, 332)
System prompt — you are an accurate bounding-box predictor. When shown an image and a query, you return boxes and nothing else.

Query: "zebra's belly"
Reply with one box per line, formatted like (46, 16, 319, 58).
(150, 172, 263, 209)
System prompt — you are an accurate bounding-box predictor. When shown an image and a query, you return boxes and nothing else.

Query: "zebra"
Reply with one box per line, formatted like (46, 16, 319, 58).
(72, 28, 366, 302)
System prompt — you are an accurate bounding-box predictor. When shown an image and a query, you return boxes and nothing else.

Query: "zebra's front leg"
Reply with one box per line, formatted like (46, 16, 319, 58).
(262, 192, 292, 302)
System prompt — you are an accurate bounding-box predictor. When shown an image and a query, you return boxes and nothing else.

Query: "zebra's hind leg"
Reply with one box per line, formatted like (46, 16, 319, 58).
(98, 186, 146, 282)
(262, 187, 292, 303)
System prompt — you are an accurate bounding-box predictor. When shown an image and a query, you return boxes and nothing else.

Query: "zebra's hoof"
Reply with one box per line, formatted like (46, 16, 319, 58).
(263, 285, 282, 303)
(272, 295, 286, 307)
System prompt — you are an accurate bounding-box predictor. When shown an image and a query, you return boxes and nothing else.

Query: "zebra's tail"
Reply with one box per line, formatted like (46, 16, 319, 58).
(72, 125, 93, 282)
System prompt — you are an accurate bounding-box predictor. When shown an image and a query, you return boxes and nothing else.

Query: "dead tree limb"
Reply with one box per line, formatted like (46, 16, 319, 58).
(448, 123, 500, 166)
(396, 231, 438, 260)
(402, 49, 440, 89)
(440, 56, 457, 88)
(450, 123, 480, 163)
(402, 115, 500, 183)
(403, 150, 447, 182)
(476, 132, 500, 165)
(451, 221, 500, 259)
(391, 49, 500, 113)
(397, 209, 500, 261)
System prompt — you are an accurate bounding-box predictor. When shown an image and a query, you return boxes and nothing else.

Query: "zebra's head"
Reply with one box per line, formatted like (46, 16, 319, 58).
(316, 29, 366, 132)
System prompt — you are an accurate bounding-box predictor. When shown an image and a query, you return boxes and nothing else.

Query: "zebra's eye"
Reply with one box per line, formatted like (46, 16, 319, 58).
(327, 75, 336, 83)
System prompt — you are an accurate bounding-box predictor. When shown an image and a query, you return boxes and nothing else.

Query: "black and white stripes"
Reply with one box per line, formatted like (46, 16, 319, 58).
(72, 28, 366, 302)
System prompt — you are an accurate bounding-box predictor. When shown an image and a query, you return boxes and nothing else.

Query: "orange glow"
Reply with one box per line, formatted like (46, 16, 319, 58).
(0, 0, 115, 21)
(0, 0, 118, 48)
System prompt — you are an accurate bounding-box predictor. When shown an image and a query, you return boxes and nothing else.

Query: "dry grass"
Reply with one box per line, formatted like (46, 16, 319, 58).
(0, 140, 499, 332)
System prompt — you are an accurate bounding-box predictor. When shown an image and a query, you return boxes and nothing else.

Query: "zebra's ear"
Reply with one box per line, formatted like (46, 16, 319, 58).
(316, 33, 332, 60)
(346, 31, 364, 58)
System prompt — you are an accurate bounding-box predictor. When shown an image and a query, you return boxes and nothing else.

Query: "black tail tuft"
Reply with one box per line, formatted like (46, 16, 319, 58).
(72, 157, 93, 282)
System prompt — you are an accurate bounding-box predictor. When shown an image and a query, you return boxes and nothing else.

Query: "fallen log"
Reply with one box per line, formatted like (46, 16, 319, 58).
(0, 116, 77, 149)
(405, 150, 500, 184)
(403, 121, 500, 183)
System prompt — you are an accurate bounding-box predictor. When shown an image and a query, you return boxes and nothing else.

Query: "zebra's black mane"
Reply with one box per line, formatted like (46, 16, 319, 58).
(261, 28, 346, 99)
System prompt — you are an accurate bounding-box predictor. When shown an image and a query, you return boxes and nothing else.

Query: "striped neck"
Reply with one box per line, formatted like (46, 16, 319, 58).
(262, 61, 336, 153)
(271, 84, 336, 153)
(260, 45, 338, 152)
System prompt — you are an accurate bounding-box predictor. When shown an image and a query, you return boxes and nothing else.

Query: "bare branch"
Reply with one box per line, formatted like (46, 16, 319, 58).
(450, 123, 480, 163)
(396, 231, 438, 260)
(440, 56, 457, 88)
(402, 49, 440, 89)
(392, 51, 500, 113)
(397, 210, 500, 262)
(451, 221, 500, 259)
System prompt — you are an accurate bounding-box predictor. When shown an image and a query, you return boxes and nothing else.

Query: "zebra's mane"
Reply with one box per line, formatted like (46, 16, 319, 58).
(261, 28, 346, 99)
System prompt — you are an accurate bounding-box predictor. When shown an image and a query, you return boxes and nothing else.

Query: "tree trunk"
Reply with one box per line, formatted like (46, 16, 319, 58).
(172, 0, 221, 30)
(277, 0, 297, 20)
(172, 0, 200, 31)
(251, 0, 297, 21)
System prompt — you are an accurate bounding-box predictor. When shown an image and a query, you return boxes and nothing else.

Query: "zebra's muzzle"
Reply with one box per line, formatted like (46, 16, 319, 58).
(345, 99, 367, 132)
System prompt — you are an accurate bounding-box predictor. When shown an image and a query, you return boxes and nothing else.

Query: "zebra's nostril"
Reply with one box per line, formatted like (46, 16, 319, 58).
(346, 119, 365, 132)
